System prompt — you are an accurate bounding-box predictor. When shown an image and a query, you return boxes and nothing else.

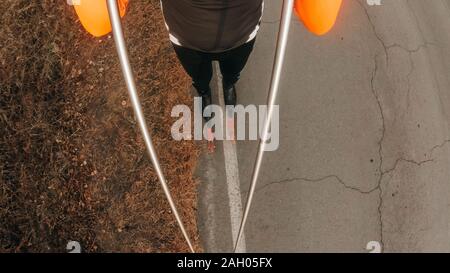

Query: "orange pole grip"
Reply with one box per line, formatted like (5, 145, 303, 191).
(294, 0, 343, 36)
(74, 0, 129, 37)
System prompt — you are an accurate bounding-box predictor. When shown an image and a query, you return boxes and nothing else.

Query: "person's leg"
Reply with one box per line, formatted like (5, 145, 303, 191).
(218, 39, 256, 106)
(218, 39, 256, 90)
(172, 43, 213, 121)
(172, 43, 213, 95)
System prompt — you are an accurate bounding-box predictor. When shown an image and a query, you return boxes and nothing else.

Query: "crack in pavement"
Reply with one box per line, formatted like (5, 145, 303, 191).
(356, 0, 438, 65)
(386, 43, 436, 110)
(385, 42, 439, 111)
(356, 0, 390, 64)
(430, 139, 450, 156)
(255, 156, 436, 196)
(355, 0, 439, 249)
(254, 139, 447, 249)
(255, 174, 378, 195)
(368, 49, 388, 248)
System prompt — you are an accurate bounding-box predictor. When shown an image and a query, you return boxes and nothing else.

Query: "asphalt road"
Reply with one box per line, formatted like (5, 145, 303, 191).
(197, 0, 450, 252)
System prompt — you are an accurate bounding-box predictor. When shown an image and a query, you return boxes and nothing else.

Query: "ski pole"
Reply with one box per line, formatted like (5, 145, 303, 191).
(234, 0, 294, 253)
(106, 0, 195, 253)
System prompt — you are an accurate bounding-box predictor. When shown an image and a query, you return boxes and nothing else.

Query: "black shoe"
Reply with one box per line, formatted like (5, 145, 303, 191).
(223, 84, 237, 106)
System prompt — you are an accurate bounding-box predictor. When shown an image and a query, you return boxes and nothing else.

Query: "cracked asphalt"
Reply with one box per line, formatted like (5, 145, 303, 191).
(197, 0, 450, 252)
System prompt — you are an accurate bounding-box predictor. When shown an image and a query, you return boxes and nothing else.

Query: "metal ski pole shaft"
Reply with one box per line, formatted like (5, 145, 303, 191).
(234, 0, 294, 253)
(106, 0, 195, 253)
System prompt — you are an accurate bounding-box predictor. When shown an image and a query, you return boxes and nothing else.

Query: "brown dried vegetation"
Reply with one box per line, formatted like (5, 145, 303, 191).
(0, 0, 200, 252)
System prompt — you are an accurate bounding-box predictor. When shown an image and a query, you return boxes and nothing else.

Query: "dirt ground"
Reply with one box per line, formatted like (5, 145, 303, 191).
(0, 0, 201, 252)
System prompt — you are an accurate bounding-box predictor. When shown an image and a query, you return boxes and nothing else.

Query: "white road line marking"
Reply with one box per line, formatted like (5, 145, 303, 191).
(214, 62, 247, 253)
(202, 154, 219, 251)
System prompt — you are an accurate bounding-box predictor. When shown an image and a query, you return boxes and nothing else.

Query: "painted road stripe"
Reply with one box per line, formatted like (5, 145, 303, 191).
(202, 153, 219, 251)
(214, 62, 247, 253)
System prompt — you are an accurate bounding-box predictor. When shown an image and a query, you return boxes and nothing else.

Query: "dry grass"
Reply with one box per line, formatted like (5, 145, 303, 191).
(0, 0, 201, 252)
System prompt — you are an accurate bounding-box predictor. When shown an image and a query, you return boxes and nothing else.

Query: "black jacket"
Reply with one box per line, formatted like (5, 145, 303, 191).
(161, 0, 264, 53)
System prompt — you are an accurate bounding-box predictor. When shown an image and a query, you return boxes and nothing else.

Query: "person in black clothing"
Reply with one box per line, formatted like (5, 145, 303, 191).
(161, 0, 264, 108)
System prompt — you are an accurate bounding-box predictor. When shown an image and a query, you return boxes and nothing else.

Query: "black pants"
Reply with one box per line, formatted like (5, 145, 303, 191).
(172, 39, 256, 94)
